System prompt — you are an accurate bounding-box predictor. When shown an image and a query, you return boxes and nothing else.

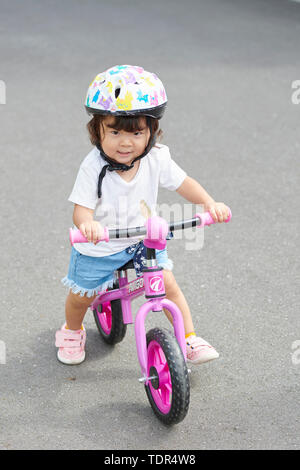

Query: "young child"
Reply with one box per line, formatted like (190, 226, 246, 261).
(56, 65, 230, 365)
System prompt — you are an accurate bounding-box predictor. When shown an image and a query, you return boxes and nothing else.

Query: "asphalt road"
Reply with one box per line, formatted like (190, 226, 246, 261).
(0, 0, 299, 450)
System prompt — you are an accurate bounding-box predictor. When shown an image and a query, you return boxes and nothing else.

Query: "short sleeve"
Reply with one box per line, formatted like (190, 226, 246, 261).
(159, 147, 187, 191)
(68, 160, 99, 210)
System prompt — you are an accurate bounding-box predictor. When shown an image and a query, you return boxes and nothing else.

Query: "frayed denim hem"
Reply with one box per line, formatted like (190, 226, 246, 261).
(61, 255, 173, 297)
(158, 258, 173, 271)
(61, 275, 117, 298)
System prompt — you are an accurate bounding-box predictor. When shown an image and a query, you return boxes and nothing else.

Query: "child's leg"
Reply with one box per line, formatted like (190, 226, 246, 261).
(57, 245, 135, 365)
(65, 291, 97, 330)
(162, 270, 195, 335)
(162, 269, 219, 364)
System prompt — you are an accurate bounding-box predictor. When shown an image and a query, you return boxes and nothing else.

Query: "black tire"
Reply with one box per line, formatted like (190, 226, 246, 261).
(145, 327, 190, 425)
(93, 282, 127, 345)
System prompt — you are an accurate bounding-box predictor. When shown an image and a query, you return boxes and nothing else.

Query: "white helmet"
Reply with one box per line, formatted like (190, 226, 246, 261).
(85, 65, 167, 119)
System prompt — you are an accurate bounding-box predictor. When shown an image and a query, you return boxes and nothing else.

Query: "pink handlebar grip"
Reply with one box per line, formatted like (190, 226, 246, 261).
(195, 208, 232, 228)
(69, 227, 110, 245)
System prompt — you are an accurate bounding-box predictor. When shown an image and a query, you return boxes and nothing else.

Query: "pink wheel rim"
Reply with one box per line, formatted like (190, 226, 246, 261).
(97, 302, 112, 335)
(147, 340, 172, 414)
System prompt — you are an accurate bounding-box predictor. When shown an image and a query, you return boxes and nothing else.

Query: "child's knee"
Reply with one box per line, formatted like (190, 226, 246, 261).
(67, 291, 96, 307)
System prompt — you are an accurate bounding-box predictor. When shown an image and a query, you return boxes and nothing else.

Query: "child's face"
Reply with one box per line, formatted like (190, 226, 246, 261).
(99, 116, 150, 165)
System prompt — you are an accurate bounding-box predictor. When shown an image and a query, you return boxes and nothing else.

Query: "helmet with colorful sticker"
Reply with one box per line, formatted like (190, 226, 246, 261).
(85, 65, 167, 119)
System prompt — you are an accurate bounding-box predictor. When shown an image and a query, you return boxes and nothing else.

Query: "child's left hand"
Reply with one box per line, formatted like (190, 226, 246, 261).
(205, 202, 230, 223)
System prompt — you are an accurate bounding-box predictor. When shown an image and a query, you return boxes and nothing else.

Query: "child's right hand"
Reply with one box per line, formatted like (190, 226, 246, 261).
(79, 221, 104, 245)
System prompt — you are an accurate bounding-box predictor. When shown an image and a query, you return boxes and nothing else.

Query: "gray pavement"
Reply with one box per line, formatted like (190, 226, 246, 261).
(0, 0, 299, 450)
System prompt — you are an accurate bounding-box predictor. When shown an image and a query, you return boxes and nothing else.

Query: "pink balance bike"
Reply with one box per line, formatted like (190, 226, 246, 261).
(69, 210, 231, 425)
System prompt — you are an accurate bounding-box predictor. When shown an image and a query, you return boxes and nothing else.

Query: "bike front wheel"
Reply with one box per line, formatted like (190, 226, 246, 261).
(145, 327, 190, 425)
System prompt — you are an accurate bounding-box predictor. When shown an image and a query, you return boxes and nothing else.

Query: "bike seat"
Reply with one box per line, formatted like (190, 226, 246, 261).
(117, 260, 135, 271)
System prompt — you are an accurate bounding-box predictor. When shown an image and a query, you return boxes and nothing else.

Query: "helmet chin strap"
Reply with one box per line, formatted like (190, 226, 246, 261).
(96, 117, 156, 198)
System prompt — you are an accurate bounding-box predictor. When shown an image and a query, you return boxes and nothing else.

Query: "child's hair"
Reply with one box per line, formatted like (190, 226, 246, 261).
(87, 114, 163, 147)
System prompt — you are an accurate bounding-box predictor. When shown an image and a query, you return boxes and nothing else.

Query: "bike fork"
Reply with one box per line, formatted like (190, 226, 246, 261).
(134, 298, 187, 385)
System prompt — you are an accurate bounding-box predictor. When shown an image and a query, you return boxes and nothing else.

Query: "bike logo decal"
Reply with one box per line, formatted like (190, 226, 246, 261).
(128, 278, 144, 293)
(149, 276, 163, 292)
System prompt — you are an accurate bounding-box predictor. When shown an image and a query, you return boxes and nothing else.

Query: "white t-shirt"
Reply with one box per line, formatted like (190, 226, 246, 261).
(68, 144, 187, 257)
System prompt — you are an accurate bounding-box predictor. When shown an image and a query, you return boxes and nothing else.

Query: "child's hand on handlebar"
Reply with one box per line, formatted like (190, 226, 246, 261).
(79, 221, 104, 245)
(205, 202, 231, 223)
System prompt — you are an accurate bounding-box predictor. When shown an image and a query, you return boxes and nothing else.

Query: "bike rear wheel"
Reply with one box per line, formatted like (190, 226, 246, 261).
(145, 327, 190, 425)
(93, 283, 127, 345)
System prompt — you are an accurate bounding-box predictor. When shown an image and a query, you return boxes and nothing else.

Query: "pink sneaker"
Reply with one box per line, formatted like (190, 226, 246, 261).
(186, 336, 219, 364)
(55, 324, 86, 365)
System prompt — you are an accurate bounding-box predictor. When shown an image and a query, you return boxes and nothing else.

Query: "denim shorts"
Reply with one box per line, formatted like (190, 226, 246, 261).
(61, 243, 173, 297)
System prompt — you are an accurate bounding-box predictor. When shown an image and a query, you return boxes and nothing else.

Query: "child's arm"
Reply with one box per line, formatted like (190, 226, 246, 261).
(176, 176, 230, 223)
(73, 204, 104, 244)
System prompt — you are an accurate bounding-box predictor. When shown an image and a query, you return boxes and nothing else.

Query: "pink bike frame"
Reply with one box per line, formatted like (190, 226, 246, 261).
(89, 266, 186, 384)
(70, 209, 232, 384)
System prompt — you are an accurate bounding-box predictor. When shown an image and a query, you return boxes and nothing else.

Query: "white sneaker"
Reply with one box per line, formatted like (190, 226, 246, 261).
(186, 336, 219, 364)
(55, 323, 86, 365)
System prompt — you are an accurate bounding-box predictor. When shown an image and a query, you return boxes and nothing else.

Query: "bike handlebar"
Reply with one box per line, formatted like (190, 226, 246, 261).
(69, 209, 232, 245)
